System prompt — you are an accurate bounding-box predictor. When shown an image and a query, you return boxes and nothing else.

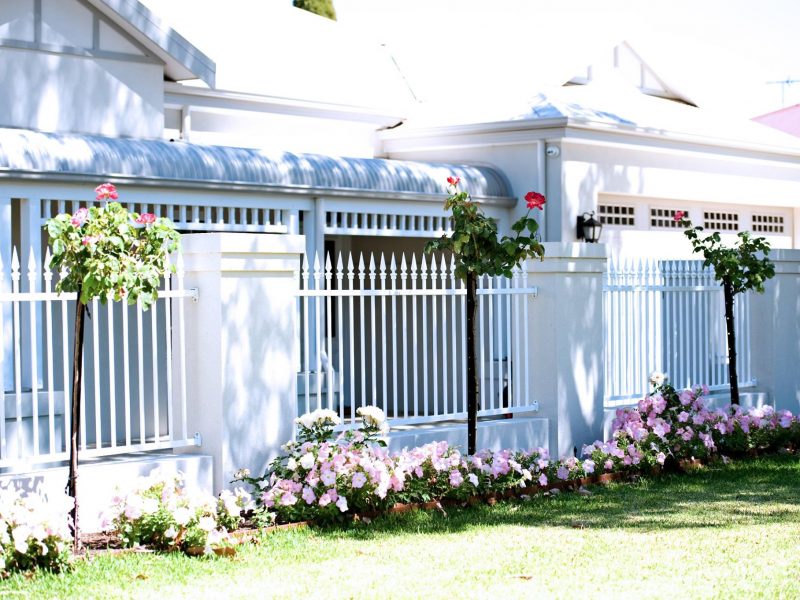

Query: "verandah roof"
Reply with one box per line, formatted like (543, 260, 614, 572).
(0, 128, 512, 203)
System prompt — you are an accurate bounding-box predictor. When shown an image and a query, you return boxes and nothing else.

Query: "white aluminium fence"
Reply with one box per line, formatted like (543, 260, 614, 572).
(296, 252, 539, 427)
(0, 246, 199, 468)
(604, 258, 753, 406)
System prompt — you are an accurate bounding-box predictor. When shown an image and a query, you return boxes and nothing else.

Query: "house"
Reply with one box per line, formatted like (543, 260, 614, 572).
(1, 0, 800, 524)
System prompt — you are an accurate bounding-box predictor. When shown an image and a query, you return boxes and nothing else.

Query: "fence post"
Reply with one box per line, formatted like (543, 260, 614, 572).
(749, 249, 800, 413)
(525, 242, 607, 458)
(178, 233, 304, 492)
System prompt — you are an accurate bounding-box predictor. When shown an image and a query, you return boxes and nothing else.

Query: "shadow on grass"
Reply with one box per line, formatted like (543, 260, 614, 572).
(312, 454, 800, 541)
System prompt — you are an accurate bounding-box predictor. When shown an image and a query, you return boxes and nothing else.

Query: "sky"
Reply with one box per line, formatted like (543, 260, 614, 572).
(330, 0, 800, 119)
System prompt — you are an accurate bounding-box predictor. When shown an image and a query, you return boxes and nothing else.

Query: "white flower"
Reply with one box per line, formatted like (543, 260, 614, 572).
(335, 496, 349, 513)
(172, 507, 192, 526)
(295, 408, 341, 430)
(232, 468, 251, 481)
(12, 525, 30, 554)
(467, 473, 479, 487)
(299, 453, 316, 470)
(164, 526, 177, 539)
(287, 457, 298, 471)
(649, 371, 667, 387)
(356, 406, 389, 433)
(198, 516, 216, 532)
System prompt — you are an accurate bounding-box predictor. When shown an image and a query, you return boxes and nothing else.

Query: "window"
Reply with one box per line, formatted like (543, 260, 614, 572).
(752, 214, 785, 234)
(650, 208, 683, 229)
(598, 204, 635, 226)
(704, 211, 739, 232)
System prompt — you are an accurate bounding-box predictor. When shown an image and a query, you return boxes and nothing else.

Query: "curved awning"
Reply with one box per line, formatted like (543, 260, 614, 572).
(0, 128, 513, 203)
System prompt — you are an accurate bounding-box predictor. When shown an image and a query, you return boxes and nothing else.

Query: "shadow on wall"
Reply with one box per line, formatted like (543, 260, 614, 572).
(0, 49, 162, 137)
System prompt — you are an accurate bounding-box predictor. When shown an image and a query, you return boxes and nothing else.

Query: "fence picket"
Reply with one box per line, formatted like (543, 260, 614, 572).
(604, 258, 753, 405)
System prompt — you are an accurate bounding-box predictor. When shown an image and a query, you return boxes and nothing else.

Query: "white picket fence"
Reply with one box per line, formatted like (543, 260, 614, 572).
(0, 247, 199, 468)
(296, 252, 539, 426)
(604, 258, 753, 405)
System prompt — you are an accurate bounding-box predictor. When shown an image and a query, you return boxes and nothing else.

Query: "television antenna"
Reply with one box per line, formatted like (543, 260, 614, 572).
(766, 77, 800, 106)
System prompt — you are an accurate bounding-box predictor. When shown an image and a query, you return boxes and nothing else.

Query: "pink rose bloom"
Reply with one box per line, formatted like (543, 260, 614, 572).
(679, 391, 693, 406)
(71, 207, 88, 227)
(135, 213, 156, 225)
(673, 210, 685, 222)
(95, 183, 118, 201)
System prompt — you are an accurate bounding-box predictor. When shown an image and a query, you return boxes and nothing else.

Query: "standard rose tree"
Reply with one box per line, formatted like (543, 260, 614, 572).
(46, 184, 180, 549)
(426, 178, 546, 454)
(674, 210, 774, 406)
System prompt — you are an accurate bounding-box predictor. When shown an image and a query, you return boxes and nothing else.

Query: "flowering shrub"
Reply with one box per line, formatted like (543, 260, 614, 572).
(0, 485, 73, 574)
(46, 184, 181, 307)
(103, 469, 254, 555)
(592, 380, 800, 469)
(250, 397, 799, 526)
(254, 407, 598, 523)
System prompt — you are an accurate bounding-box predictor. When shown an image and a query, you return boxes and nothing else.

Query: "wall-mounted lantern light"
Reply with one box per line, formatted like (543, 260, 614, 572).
(577, 211, 603, 243)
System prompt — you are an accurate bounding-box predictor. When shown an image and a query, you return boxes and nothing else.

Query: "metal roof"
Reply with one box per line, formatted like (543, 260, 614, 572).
(0, 128, 512, 201)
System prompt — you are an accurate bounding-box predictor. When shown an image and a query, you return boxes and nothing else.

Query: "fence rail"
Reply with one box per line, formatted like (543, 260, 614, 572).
(604, 258, 752, 406)
(295, 253, 539, 427)
(0, 246, 199, 469)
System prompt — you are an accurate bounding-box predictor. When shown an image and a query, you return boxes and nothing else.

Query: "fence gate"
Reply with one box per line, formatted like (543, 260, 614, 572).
(604, 258, 753, 406)
(295, 252, 539, 427)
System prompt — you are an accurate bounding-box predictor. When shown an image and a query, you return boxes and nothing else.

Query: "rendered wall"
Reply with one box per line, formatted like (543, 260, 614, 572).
(0, 47, 163, 137)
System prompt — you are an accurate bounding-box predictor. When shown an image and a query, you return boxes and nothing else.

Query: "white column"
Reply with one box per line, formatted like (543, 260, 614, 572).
(0, 197, 11, 390)
(177, 233, 303, 492)
(750, 250, 800, 413)
(524, 242, 607, 458)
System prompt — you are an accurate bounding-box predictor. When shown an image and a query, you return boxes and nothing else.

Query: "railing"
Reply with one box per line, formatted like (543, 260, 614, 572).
(0, 246, 199, 469)
(295, 252, 539, 427)
(604, 258, 752, 406)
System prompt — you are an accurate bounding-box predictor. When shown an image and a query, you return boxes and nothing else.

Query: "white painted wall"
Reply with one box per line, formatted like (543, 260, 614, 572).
(0, 47, 163, 137)
(561, 139, 800, 258)
(166, 107, 380, 157)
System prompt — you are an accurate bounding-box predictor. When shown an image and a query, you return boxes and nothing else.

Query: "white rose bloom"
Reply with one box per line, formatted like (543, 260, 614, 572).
(649, 371, 667, 387)
(299, 452, 316, 470)
(287, 457, 298, 471)
(356, 406, 389, 431)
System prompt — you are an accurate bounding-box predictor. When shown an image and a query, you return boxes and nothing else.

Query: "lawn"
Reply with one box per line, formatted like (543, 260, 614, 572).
(3, 454, 799, 599)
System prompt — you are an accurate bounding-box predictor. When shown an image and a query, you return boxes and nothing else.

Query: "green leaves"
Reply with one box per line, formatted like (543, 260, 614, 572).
(425, 184, 546, 280)
(679, 218, 775, 296)
(45, 200, 181, 309)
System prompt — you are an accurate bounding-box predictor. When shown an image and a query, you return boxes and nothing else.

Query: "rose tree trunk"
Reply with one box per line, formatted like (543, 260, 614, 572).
(67, 296, 86, 551)
(466, 271, 478, 455)
(722, 280, 739, 407)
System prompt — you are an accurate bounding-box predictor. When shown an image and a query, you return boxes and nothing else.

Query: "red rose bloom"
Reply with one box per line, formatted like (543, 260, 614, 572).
(525, 191, 546, 210)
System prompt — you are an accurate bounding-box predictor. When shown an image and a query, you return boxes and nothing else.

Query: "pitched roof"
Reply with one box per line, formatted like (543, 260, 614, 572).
(0, 128, 511, 201)
(86, 0, 216, 86)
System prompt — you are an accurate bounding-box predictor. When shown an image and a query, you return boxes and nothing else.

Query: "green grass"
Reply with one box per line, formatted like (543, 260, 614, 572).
(3, 455, 800, 599)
